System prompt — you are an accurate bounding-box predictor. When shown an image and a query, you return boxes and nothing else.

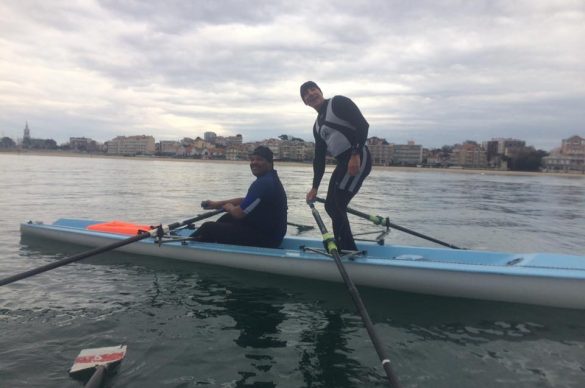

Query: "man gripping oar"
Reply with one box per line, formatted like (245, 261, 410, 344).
(192, 146, 288, 248)
(301, 81, 373, 252)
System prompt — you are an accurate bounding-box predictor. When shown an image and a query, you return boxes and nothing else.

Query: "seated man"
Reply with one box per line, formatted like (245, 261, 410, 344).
(191, 146, 288, 248)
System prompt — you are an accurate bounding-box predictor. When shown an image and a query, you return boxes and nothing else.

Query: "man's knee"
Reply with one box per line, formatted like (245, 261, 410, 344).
(324, 199, 337, 217)
(190, 221, 218, 239)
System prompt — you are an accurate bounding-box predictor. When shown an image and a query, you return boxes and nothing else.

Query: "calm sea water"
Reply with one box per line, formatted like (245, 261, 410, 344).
(0, 153, 584, 388)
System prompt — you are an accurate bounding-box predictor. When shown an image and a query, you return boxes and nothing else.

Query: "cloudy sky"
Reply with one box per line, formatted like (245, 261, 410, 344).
(1, 0, 583, 150)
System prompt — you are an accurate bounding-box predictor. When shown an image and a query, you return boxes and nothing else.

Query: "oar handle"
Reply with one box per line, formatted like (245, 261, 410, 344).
(314, 197, 461, 249)
(307, 202, 402, 388)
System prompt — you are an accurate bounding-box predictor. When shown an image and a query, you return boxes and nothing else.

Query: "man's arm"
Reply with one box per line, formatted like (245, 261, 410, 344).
(201, 197, 246, 219)
(238, 177, 272, 220)
(202, 197, 244, 209)
(223, 202, 246, 219)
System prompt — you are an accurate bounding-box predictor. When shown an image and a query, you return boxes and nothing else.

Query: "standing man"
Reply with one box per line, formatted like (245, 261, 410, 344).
(192, 146, 288, 248)
(301, 81, 372, 252)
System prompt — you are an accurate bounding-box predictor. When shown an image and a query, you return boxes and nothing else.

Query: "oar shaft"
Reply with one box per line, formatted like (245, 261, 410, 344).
(84, 365, 107, 388)
(0, 209, 223, 287)
(383, 221, 461, 249)
(0, 233, 147, 286)
(314, 197, 461, 249)
(287, 221, 312, 228)
(168, 209, 224, 230)
(308, 202, 401, 388)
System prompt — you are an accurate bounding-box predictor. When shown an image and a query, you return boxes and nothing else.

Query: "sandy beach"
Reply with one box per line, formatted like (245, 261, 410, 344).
(2, 149, 584, 178)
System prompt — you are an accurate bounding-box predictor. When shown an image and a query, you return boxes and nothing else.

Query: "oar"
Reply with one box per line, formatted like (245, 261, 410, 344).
(307, 201, 402, 388)
(0, 210, 223, 287)
(314, 197, 462, 249)
(287, 221, 314, 233)
(200, 199, 314, 233)
(69, 345, 127, 387)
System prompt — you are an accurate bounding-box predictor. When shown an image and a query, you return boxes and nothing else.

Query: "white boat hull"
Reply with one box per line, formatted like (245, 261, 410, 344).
(20, 219, 585, 309)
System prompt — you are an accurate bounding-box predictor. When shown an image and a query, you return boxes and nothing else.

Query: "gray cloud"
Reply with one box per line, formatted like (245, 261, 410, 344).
(1, 0, 583, 149)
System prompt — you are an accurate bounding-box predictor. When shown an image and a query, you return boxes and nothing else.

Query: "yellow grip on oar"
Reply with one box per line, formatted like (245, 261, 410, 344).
(369, 215, 385, 226)
(322, 232, 337, 253)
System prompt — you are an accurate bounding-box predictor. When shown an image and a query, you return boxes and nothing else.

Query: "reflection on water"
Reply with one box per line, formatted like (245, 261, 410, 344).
(1, 154, 585, 387)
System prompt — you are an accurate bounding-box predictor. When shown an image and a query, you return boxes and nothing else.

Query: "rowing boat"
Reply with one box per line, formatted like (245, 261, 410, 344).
(20, 218, 585, 309)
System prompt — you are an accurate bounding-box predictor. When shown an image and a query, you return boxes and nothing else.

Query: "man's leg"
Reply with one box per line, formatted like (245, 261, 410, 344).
(325, 148, 372, 252)
(325, 186, 356, 251)
(191, 216, 274, 247)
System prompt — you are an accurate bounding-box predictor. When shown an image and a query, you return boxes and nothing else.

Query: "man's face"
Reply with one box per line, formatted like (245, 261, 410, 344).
(302, 87, 324, 109)
(249, 155, 271, 177)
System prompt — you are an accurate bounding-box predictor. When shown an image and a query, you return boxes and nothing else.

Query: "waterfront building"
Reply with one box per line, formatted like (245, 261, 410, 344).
(367, 137, 393, 165)
(303, 141, 316, 161)
(201, 146, 225, 159)
(159, 140, 181, 156)
(489, 138, 526, 156)
(203, 131, 217, 143)
(450, 142, 488, 168)
(180, 137, 194, 146)
(393, 141, 423, 166)
(482, 138, 526, 169)
(70, 137, 98, 152)
(543, 153, 581, 172)
(226, 144, 250, 160)
(0, 136, 16, 148)
(215, 134, 243, 147)
(280, 139, 313, 161)
(193, 137, 208, 149)
(562, 135, 585, 157)
(105, 135, 155, 155)
(484, 140, 500, 167)
(543, 135, 585, 173)
(19, 122, 57, 150)
(425, 149, 448, 167)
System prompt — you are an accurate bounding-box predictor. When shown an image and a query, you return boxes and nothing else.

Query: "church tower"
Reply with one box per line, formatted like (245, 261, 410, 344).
(23, 122, 31, 141)
(22, 122, 31, 147)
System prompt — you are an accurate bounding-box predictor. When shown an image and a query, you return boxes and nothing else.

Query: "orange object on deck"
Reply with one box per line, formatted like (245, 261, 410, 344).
(87, 221, 153, 235)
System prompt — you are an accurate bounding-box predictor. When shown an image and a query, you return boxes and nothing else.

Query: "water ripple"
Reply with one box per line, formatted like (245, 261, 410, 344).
(1, 154, 585, 387)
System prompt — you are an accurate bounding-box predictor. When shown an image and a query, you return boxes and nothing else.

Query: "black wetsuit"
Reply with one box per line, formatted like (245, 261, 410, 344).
(312, 95, 372, 251)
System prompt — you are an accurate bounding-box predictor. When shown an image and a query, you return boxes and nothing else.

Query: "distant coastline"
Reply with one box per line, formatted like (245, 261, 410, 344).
(2, 149, 584, 177)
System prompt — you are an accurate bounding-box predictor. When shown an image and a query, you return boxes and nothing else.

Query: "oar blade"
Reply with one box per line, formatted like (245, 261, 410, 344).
(69, 345, 127, 381)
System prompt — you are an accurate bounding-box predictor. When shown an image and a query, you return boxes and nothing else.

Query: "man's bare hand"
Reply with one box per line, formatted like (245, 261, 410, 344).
(306, 188, 318, 202)
(348, 154, 361, 176)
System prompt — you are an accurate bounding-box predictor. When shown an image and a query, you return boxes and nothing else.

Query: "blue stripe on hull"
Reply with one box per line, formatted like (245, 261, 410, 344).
(19, 218, 585, 309)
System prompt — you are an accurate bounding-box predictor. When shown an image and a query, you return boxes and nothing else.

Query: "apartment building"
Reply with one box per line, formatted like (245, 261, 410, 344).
(451, 142, 488, 168)
(393, 141, 423, 166)
(543, 135, 585, 172)
(367, 137, 393, 165)
(106, 135, 155, 155)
